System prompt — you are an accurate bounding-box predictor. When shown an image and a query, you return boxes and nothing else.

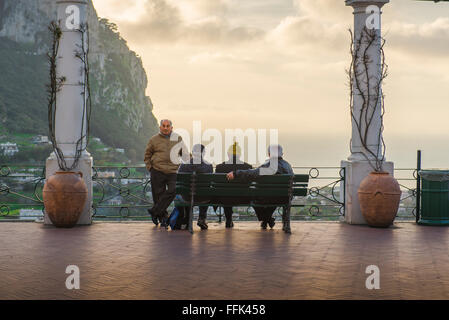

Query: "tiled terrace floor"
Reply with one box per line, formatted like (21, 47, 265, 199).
(1, 221, 449, 300)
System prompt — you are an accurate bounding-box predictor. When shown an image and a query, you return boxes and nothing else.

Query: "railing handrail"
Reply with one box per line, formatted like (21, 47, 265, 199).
(1, 163, 419, 221)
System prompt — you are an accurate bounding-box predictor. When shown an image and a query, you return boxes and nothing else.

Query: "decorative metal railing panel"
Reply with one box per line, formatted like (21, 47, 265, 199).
(0, 164, 417, 222)
(91, 165, 347, 221)
(0, 165, 45, 220)
(394, 168, 418, 221)
(287, 166, 345, 221)
(92, 166, 152, 220)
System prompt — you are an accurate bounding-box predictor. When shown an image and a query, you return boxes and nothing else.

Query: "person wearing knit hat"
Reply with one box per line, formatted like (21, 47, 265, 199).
(228, 142, 241, 158)
(214, 142, 252, 228)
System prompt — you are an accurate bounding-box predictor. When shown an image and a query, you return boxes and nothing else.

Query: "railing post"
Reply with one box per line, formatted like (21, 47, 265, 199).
(188, 172, 196, 234)
(416, 150, 421, 223)
(341, 167, 346, 217)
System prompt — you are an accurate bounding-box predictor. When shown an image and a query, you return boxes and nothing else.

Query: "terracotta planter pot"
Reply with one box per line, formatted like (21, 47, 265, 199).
(358, 171, 401, 228)
(43, 171, 87, 228)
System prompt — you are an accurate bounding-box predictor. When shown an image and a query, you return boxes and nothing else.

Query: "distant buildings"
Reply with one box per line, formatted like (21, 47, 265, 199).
(10, 173, 35, 183)
(32, 135, 50, 144)
(108, 197, 122, 206)
(0, 142, 19, 156)
(99, 147, 126, 154)
(19, 209, 44, 221)
(97, 171, 116, 178)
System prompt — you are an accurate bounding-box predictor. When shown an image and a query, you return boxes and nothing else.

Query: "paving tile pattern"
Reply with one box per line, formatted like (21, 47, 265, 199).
(1, 221, 449, 300)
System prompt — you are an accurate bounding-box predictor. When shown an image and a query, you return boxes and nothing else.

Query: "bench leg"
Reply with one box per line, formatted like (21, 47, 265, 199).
(188, 205, 194, 234)
(282, 207, 286, 230)
(283, 206, 292, 234)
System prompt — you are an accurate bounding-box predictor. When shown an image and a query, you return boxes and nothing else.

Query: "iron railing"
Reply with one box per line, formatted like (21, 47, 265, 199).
(91, 165, 347, 221)
(0, 163, 418, 222)
(394, 167, 419, 221)
(0, 165, 45, 220)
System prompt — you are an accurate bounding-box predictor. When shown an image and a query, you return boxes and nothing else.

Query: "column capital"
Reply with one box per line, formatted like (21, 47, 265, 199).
(345, 0, 389, 8)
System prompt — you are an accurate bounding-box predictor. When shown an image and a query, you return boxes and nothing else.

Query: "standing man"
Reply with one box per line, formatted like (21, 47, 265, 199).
(215, 142, 252, 228)
(145, 120, 187, 228)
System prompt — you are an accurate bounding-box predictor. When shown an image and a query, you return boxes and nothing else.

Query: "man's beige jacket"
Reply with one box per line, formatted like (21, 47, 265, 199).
(144, 132, 186, 174)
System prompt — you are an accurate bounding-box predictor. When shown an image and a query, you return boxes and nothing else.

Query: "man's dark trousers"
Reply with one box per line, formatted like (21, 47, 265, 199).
(223, 207, 233, 222)
(253, 197, 289, 222)
(150, 168, 177, 220)
(254, 207, 276, 222)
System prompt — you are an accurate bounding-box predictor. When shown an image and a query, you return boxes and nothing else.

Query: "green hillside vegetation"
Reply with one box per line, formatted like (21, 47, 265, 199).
(0, 130, 129, 165)
(0, 38, 48, 135)
(0, 18, 158, 165)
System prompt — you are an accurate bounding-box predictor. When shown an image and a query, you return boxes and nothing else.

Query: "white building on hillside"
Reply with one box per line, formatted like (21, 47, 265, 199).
(97, 171, 116, 178)
(19, 209, 44, 221)
(0, 142, 19, 156)
(32, 135, 50, 144)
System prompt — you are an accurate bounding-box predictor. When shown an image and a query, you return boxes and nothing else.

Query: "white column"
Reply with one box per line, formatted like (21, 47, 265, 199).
(347, 0, 387, 161)
(45, 0, 93, 226)
(55, 0, 88, 157)
(341, 0, 394, 224)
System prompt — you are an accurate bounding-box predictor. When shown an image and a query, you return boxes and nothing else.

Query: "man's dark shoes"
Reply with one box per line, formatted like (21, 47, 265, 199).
(160, 217, 168, 229)
(197, 219, 208, 230)
(261, 221, 268, 229)
(225, 220, 234, 228)
(268, 217, 275, 229)
(148, 208, 159, 226)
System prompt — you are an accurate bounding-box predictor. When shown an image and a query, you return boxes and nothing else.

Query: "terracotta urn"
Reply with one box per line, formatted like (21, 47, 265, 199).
(43, 171, 87, 228)
(358, 171, 401, 228)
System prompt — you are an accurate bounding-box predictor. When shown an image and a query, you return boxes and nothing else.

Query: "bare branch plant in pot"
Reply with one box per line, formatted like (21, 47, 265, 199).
(42, 21, 91, 228)
(347, 27, 401, 228)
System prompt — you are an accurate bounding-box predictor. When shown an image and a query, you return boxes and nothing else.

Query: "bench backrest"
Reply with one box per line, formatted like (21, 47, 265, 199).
(176, 173, 309, 198)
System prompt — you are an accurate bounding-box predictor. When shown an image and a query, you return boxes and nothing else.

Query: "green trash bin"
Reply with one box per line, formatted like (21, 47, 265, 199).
(419, 170, 449, 226)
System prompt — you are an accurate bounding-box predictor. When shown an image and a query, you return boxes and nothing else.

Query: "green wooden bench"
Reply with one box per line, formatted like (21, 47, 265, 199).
(174, 173, 309, 234)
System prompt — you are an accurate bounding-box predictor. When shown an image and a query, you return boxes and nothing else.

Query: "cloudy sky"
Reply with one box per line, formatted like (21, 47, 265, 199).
(93, 0, 449, 167)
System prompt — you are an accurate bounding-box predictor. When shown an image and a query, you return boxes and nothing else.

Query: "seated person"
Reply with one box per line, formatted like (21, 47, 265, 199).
(177, 144, 213, 230)
(215, 142, 252, 228)
(226, 144, 293, 230)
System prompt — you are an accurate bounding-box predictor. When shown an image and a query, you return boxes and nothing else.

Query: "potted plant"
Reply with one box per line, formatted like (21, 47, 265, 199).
(347, 27, 401, 228)
(42, 21, 90, 228)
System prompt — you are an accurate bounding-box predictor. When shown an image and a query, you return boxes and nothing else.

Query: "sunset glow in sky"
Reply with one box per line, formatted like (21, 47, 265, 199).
(92, 0, 449, 167)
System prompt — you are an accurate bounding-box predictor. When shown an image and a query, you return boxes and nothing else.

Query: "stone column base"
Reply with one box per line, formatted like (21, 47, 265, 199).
(341, 159, 394, 225)
(44, 152, 93, 226)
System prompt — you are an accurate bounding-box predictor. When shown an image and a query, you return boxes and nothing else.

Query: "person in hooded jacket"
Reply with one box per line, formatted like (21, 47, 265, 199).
(177, 144, 213, 230)
(226, 144, 293, 230)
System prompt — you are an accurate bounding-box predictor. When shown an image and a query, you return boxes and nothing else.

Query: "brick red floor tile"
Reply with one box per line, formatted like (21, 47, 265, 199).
(1, 221, 449, 299)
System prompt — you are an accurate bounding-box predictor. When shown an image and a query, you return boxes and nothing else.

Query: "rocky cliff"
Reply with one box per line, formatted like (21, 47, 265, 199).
(0, 0, 158, 162)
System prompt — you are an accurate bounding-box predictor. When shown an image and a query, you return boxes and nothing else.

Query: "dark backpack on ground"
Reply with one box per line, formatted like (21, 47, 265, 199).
(168, 207, 189, 230)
